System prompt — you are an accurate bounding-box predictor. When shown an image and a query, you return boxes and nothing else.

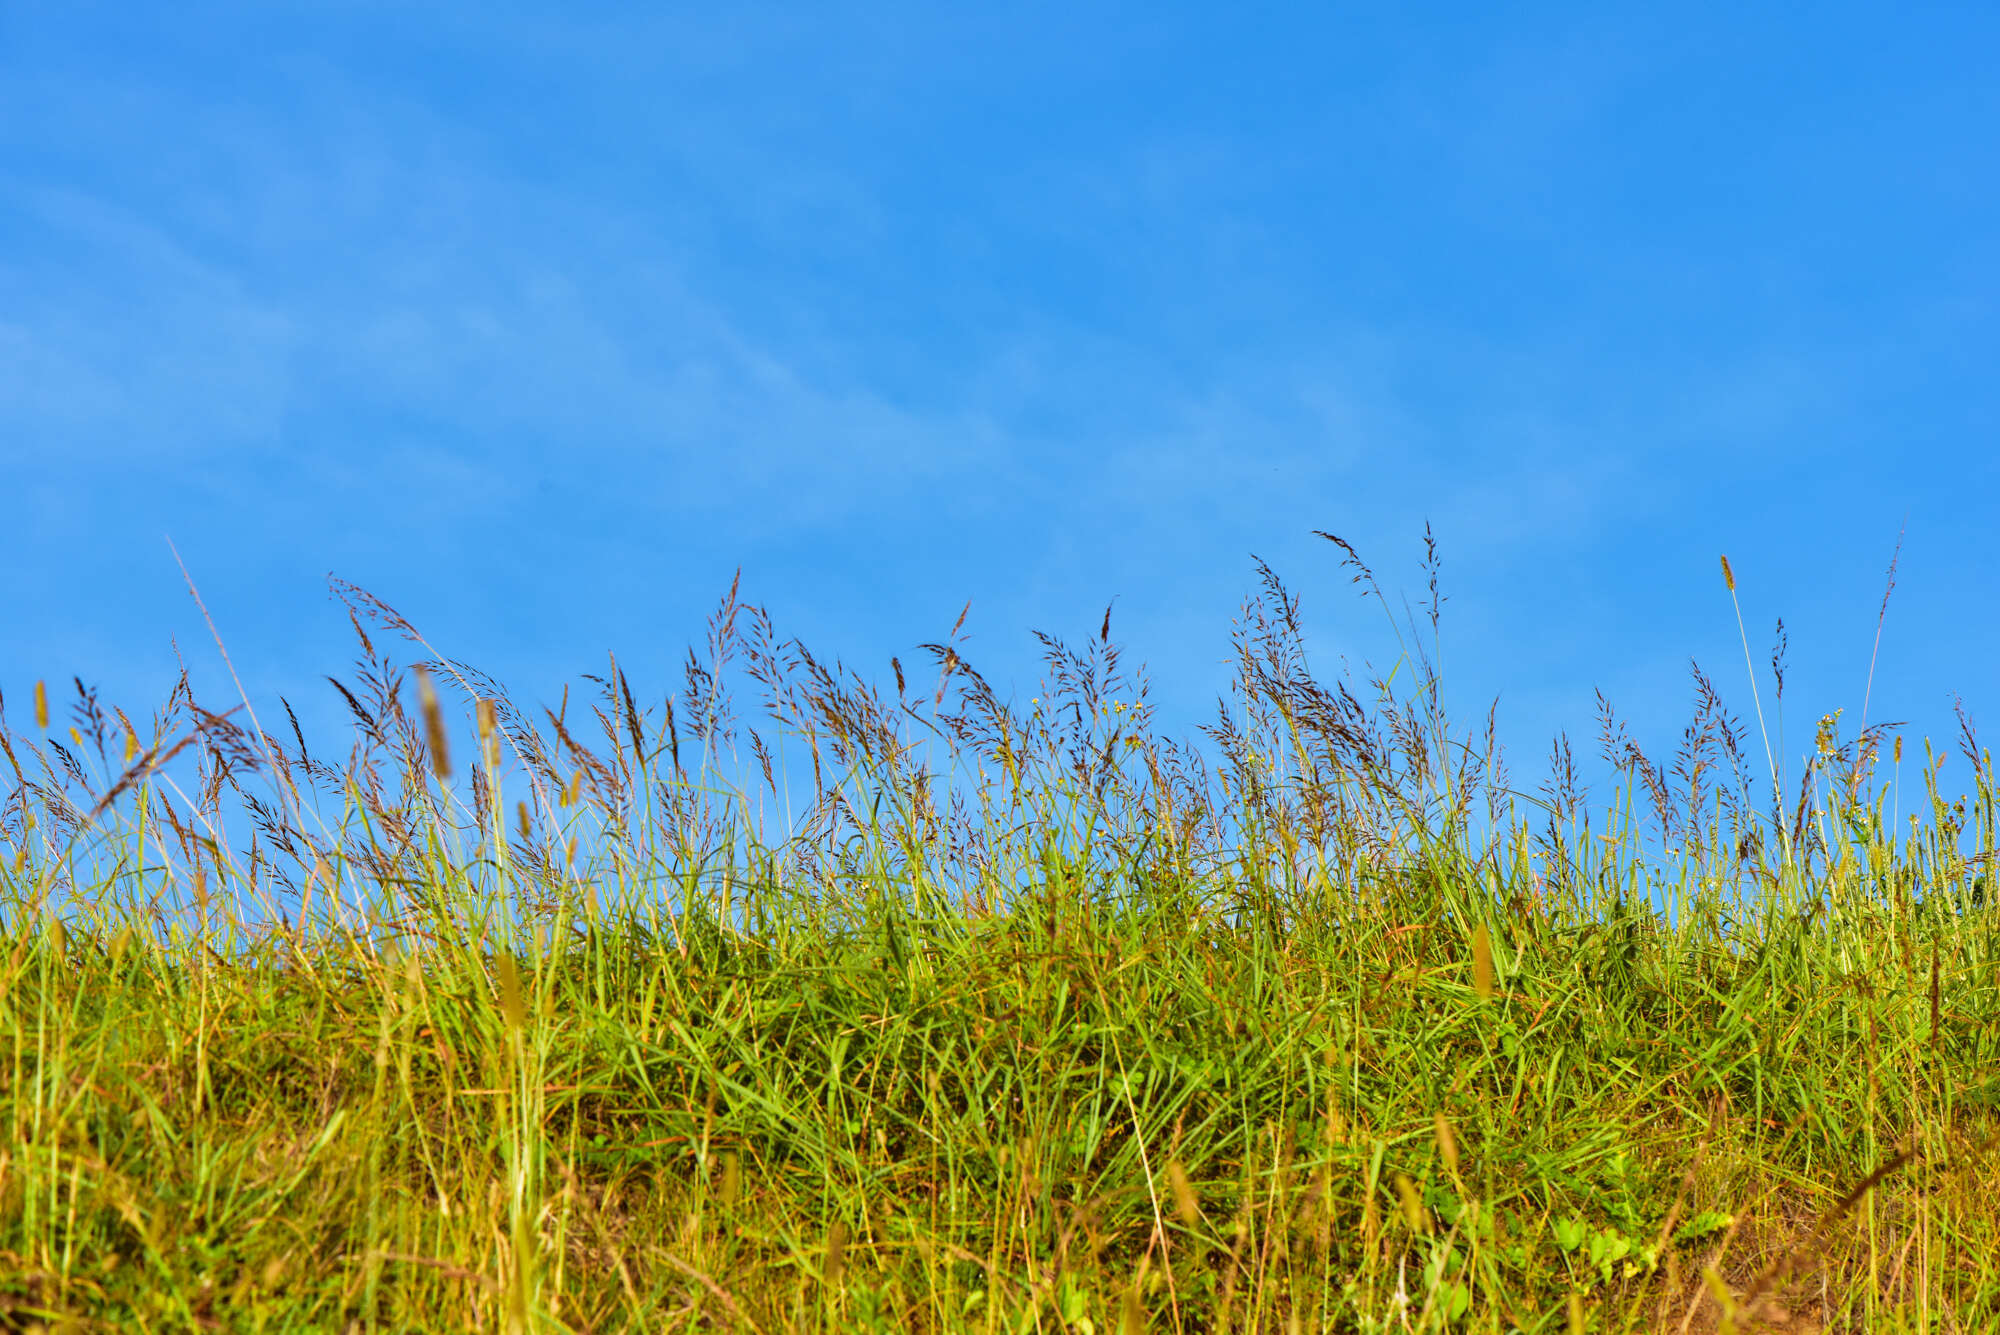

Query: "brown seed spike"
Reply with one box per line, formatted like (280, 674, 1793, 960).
(936, 648, 959, 706)
(1720, 554, 1736, 592)
(34, 680, 48, 731)
(1165, 1160, 1200, 1226)
(615, 662, 644, 766)
(891, 656, 905, 697)
(1394, 1172, 1430, 1235)
(824, 1220, 849, 1287)
(477, 699, 500, 772)
(1472, 923, 1494, 1002)
(1121, 1282, 1145, 1335)
(414, 668, 452, 781)
(493, 951, 526, 1031)
(1434, 1110, 1459, 1175)
(719, 1149, 740, 1209)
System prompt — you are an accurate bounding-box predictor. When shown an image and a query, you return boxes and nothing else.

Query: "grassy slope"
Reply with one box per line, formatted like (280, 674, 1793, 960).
(2, 547, 1996, 1333)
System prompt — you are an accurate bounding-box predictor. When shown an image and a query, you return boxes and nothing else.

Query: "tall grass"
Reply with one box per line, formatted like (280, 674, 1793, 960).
(1, 534, 1996, 1333)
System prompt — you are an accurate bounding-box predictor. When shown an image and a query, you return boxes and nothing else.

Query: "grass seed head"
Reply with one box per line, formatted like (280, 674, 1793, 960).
(1471, 922, 1494, 1002)
(477, 698, 500, 771)
(1166, 1159, 1200, 1226)
(414, 667, 452, 781)
(719, 1149, 740, 1209)
(824, 1220, 848, 1287)
(493, 951, 526, 1031)
(1122, 1282, 1146, 1335)
(1393, 1172, 1429, 1235)
(1434, 1111, 1459, 1176)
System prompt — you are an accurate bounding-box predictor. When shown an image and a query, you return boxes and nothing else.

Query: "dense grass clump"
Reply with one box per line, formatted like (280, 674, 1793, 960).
(2, 536, 1997, 1333)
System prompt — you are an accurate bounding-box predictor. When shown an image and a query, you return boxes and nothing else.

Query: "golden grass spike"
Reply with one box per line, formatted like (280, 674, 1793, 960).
(1720, 554, 1736, 592)
(477, 698, 500, 772)
(1166, 1160, 1200, 1226)
(1434, 1111, 1459, 1175)
(1122, 1257, 1153, 1335)
(493, 951, 526, 1031)
(1393, 1172, 1428, 1235)
(719, 1149, 740, 1210)
(823, 1220, 848, 1287)
(33, 680, 47, 731)
(1472, 922, 1494, 1002)
(414, 667, 452, 781)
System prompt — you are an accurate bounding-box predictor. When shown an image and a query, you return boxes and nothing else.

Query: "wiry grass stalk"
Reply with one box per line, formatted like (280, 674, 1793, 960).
(1719, 555, 1779, 835)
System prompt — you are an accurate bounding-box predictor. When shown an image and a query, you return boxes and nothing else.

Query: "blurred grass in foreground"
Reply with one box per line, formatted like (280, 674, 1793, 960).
(2, 534, 1996, 1333)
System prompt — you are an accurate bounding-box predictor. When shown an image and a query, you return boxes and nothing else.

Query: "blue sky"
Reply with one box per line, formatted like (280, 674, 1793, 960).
(6, 4, 1997, 852)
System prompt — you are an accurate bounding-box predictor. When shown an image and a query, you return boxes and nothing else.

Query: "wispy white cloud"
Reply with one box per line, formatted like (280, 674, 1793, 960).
(2, 11, 1833, 554)
(0, 180, 298, 460)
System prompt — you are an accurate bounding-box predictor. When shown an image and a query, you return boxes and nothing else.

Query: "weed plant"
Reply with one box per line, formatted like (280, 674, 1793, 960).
(1, 533, 1996, 1333)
